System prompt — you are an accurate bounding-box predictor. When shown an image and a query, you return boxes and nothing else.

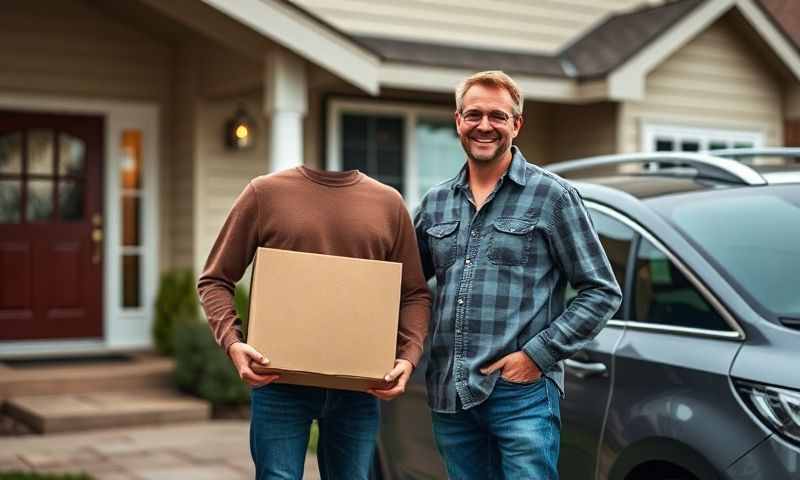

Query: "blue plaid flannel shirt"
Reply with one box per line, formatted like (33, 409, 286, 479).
(414, 147, 622, 413)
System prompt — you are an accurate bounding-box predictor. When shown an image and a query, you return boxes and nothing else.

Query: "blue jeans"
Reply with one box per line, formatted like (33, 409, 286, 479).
(250, 383, 380, 480)
(431, 377, 561, 480)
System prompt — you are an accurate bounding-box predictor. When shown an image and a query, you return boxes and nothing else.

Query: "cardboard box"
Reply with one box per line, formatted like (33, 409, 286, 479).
(247, 247, 402, 392)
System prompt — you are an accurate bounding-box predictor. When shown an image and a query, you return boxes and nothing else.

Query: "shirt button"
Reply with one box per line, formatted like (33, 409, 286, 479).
(471, 230, 478, 237)
(465, 259, 471, 265)
(457, 298, 464, 305)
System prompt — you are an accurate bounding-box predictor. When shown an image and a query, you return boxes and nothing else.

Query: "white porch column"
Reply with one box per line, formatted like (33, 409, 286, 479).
(264, 48, 307, 172)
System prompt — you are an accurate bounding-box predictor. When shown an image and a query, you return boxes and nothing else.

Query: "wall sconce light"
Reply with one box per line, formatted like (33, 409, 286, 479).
(225, 105, 256, 150)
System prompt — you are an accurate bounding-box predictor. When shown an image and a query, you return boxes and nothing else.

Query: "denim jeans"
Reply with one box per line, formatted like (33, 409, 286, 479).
(431, 377, 561, 480)
(250, 382, 380, 480)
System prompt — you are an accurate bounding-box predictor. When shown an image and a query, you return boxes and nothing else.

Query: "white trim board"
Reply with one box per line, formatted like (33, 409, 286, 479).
(0, 94, 160, 356)
(641, 122, 764, 151)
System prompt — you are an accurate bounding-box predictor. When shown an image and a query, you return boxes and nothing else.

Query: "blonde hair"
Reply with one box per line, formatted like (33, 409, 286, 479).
(455, 70, 524, 116)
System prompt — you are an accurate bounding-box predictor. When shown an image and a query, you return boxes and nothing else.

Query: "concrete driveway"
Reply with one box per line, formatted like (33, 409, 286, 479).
(0, 420, 320, 480)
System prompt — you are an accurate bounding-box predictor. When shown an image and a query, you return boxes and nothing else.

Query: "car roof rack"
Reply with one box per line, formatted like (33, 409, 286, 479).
(547, 152, 767, 186)
(707, 147, 800, 158)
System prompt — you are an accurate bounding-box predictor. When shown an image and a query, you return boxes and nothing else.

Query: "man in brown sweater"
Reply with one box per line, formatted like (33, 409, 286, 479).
(197, 166, 431, 480)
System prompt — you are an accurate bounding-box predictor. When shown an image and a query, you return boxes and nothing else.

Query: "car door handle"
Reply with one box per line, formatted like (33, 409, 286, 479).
(565, 359, 608, 379)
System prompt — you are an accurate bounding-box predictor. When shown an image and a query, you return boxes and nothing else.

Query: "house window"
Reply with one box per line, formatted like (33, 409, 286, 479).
(341, 114, 404, 192)
(328, 100, 464, 211)
(643, 124, 763, 152)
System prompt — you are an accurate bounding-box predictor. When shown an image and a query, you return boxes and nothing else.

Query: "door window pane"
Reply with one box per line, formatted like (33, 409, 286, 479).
(416, 119, 463, 198)
(634, 238, 729, 331)
(28, 129, 54, 175)
(0, 132, 22, 175)
(122, 254, 141, 308)
(122, 195, 141, 246)
(59, 134, 86, 176)
(121, 131, 142, 190)
(0, 180, 21, 223)
(26, 179, 54, 221)
(59, 180, 84, 221)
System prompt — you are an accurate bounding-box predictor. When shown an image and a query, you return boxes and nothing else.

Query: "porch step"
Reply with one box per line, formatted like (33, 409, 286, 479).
(4, 390, 211, 433)
(0, 353, 175, 399)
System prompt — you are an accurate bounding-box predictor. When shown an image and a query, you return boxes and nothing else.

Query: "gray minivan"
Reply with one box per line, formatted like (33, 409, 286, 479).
(375, 151, 800, 480)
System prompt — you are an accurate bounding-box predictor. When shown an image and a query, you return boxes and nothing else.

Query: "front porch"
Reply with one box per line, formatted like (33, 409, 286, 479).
(0, 0, 358, 355)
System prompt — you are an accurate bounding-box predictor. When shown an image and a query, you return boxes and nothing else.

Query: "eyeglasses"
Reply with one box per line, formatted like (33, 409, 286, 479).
(459, 109, 515, 126)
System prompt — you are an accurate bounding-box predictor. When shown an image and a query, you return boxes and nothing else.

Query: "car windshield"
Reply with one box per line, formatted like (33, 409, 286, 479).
(651, 185, 800, 320)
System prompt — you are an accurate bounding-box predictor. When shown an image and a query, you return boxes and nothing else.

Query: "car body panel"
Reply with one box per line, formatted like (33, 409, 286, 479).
(731, 319, 800, 391)
(600, 331, 764, 478)
(560, 325, 625, 480)
(726, 434, 800, 479)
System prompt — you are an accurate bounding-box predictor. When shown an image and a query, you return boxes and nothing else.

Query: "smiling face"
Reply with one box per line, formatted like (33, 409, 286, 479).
(455, 83, 522, 165)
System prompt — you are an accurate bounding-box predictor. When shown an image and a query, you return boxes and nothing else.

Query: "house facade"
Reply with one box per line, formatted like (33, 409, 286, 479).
(0, 0, 798, 355)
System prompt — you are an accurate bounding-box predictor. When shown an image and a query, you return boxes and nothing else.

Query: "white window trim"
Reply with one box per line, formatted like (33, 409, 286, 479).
(0, 94, 159, 356)
(642, 123, 764, 152)
(326, 98, 458, 212)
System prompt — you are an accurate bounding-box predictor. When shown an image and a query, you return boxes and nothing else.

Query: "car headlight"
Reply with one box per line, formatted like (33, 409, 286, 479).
(735, 380, 800, 445)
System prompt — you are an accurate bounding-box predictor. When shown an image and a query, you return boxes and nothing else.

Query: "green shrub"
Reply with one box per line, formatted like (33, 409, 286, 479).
(233, 283, 250, 339)
(174, 321, 250, 405)
(153, 270, 199, 356)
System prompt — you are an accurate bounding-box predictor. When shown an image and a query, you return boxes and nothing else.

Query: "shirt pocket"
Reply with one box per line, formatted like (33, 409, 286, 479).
(426, 220, 460, 271)
(488, 217, 536, 266)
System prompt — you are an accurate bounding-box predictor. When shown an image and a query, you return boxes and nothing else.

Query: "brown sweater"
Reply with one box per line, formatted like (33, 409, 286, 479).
(197, 166, 432, 367)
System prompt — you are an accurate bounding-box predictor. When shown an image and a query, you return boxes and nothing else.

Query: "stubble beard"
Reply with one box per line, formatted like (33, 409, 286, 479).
(460, 134, 510, 165)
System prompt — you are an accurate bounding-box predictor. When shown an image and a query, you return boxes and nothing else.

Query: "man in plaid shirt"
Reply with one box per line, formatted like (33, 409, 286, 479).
(414, 71, 622, 479)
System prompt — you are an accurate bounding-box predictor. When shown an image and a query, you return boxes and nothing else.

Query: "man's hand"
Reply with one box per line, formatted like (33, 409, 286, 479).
(481, 351, 541, 383)
(368, 359, 414, 401)
(227, 342, 280, 388)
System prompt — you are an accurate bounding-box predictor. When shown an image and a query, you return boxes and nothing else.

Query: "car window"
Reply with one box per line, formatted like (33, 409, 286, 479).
(566, 208, 634, 320)
(634, 238, 729, 331)
(651, 185, 800, 320)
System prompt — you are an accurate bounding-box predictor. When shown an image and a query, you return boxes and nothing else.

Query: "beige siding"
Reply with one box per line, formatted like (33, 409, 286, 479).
(515, 103, 555, 166)
(185, 37, 268, 277)
(194, 93, 269, 279)
(620, 19, 784, 153)
(169, 46, 199, 271)
(173, 39, 264, 273)
(0, 0, 171, 101)
(292, 0, 660, 53)
(551, 103, 618, 162)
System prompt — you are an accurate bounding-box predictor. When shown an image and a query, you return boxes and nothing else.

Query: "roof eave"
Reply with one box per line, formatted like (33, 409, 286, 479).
(201, 0, 381, 95)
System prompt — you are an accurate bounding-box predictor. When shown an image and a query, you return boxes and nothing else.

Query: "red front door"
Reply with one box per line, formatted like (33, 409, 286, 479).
(0, 111, 103, 340)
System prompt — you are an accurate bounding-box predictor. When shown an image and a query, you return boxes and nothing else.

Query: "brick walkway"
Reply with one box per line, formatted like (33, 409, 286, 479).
(0, 420, 321, 480)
